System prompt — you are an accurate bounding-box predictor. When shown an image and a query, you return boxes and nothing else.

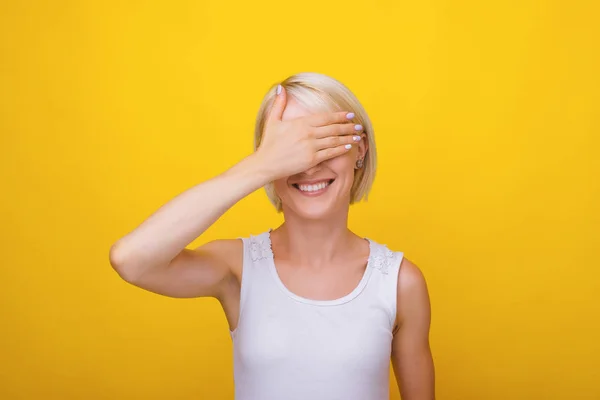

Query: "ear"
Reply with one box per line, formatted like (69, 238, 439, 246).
(356, 132, 368, 161)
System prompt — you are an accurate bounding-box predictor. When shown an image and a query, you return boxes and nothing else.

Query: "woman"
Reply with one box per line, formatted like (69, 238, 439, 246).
(109, 72, 435, 400)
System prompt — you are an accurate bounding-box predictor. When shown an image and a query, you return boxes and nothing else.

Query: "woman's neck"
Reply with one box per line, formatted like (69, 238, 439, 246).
(271, 207, 360, 268)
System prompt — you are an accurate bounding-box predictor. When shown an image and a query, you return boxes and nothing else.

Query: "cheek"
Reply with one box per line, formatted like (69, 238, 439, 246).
(324, 154, 355, 176)
(273, 178, 291, 200)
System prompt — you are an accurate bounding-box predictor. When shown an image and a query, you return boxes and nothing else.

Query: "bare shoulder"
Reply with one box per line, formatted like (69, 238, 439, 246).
(398, 257, 428, 292)
(194, 238, 244, 281)
(395, 257, 431, 327)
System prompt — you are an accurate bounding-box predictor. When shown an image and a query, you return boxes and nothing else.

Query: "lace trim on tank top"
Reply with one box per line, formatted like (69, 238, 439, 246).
(371, 246, 395, 275)
(249, 233, 273, 262)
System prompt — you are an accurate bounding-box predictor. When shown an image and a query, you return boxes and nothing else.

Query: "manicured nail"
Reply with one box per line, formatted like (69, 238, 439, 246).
(353, 135, 361, 142)
(346, 112, 355, 119)
(344, 144, 352, 149)
(354, 124, 363, 131)
(276, 84, 282, 95)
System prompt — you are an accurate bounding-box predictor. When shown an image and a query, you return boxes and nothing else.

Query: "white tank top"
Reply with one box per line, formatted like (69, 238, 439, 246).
(230, 230, 404, 400)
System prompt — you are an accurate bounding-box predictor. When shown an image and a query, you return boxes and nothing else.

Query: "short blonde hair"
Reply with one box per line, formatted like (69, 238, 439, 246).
(254, 72, 377, 212)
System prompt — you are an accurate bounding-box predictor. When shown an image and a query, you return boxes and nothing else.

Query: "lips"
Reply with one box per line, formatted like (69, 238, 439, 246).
(291, 179, 335, 194)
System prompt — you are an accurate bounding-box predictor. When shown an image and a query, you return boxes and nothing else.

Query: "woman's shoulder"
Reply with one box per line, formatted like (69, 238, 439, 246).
(210, 230, 273, 267)
(194, 237, 244, 279)
(363, 238, 429, 317)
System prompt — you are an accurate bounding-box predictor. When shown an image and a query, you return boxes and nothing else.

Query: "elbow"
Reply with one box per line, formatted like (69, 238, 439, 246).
(109, 241, 141, 283)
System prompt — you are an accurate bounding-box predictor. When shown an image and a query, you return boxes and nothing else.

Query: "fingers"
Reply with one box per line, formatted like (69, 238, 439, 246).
(315, 134, 361, 151)
(314, 122, 363, 139)
(266, 84, 287, 124)
(315, 143, 355, 164)
(307, 110, 356, 127)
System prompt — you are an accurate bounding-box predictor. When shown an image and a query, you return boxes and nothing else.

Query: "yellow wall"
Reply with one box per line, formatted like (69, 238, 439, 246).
(1, 1, 598, 399)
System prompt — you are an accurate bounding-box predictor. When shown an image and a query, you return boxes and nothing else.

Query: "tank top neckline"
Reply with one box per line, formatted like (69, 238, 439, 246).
(262, 230, 376, 307)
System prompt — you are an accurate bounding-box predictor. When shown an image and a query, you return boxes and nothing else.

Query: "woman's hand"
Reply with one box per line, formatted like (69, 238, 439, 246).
(255, 85, 362, 181)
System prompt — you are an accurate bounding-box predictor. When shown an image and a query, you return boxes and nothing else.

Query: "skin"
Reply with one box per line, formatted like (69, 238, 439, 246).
(109, 85, 435, 399)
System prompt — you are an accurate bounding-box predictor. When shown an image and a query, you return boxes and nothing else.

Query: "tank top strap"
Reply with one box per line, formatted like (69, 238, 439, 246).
(234, 231, 273, 337)
(365, 239, 404, 329)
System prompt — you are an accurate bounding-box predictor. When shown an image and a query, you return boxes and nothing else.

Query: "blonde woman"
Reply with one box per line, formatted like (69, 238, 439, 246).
(109, 72, 435, 400)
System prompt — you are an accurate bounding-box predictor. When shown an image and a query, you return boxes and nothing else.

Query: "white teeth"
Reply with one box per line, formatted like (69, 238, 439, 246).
(297, 181, 330, 192)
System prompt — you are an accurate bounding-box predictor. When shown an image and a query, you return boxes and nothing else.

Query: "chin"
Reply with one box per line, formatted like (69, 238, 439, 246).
(285, 200, 338, 220)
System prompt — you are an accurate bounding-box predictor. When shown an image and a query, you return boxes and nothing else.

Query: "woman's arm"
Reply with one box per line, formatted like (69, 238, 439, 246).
(391, 259, 435, 399)
(108, 86, 361, 299)
(108, 154, 271, 298)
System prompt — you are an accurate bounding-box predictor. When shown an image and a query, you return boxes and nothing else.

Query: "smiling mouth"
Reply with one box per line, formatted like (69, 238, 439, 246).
(292, 179, 335, 193)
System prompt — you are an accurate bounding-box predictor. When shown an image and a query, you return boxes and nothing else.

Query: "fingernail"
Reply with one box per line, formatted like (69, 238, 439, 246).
(354, 124, 363, 131)
(344, 144, 352, 149)
(276, 84, 282, 95)
(353, 136, 361, 142)
(346, 112, 355, 119)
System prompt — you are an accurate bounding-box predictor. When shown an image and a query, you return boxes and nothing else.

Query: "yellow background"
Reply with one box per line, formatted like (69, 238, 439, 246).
(1, 1, 598, 399)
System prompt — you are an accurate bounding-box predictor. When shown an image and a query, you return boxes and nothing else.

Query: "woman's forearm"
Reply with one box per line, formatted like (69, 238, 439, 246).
(109, 152, 272, 273)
